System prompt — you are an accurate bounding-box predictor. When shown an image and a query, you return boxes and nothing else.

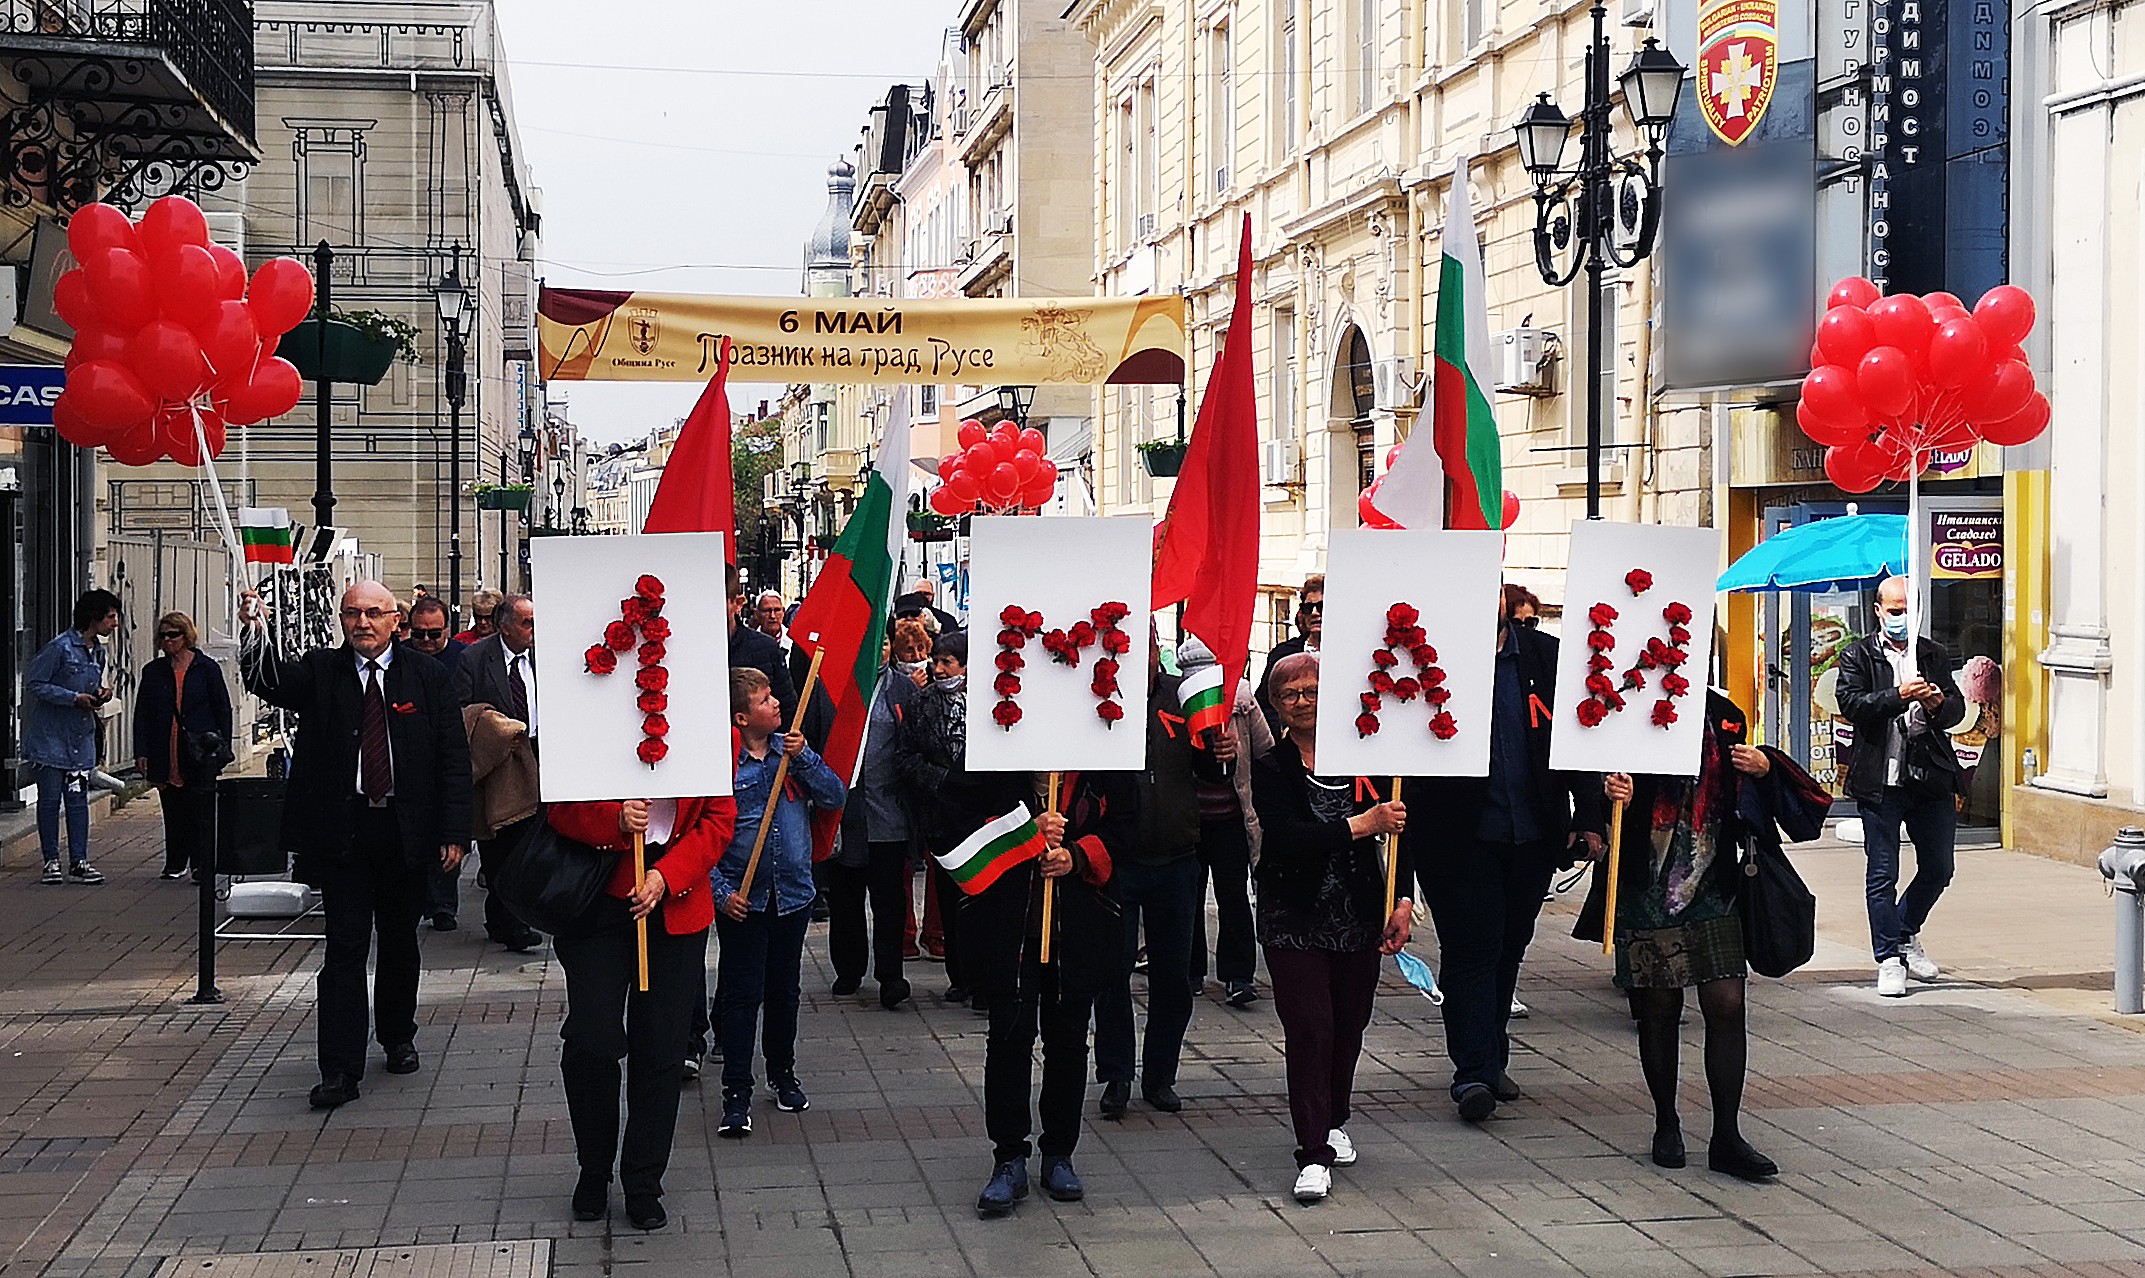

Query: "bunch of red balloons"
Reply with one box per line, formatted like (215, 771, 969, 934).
(928, 418, 1059, 516)
(1797, 277, 2050, 494)
(52, 196, 314, 467)
(1357, 442, 1520, 530)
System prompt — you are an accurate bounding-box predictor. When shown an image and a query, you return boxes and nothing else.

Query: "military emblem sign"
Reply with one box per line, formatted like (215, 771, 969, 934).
(1696, 0, 1779, 146)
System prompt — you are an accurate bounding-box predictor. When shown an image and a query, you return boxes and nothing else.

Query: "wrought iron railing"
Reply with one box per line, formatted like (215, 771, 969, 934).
(2, 0, 255, 137)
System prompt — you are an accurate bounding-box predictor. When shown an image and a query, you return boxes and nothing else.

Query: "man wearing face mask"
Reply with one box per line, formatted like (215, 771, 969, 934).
(1834, 576, 1969, 998)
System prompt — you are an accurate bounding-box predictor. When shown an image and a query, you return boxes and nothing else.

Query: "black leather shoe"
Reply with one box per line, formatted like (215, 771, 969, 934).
(502, 929, 542, 953)
(572, 1173, 608, 1221)
(1708, 1135, 1778, 1180)
(1455, 1082, 1497, 1123)
(625, 1197, 667, 1230)
(384, 1043, 420, 1075)
(975, 1157, 1028, 1217)
(1492, 1073, 1523, 1103)
(831, 975, 862, 996)
(1652, 1125, 1687, 1169)
(1142, 1084, 1184, 1114)
(309, 1075, 360, 1109)
(1040, 1157, 1085, 1202)
(1099, 1080, 1130, 1119)
(880, 978, 912, 1010)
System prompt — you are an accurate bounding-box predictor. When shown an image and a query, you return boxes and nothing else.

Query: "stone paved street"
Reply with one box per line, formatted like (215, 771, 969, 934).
(8, 802, 2145, 1277)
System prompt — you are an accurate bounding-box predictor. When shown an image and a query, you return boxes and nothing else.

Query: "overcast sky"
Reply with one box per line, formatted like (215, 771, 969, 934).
(496, 0, 954, 445)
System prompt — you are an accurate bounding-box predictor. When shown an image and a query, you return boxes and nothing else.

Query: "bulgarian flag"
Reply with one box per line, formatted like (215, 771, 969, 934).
(237, 507, 295, 565)
(936, 804, 1046, 895)
(1180, 663, 1228, 743)
(789, 388, 911, 858)
(1429, 157, 1503, 531)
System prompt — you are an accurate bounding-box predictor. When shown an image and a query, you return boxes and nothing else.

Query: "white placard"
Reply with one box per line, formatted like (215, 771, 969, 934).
(1313, 529, 1504, 777)
(531, 533, 733, 801)
(1547, 521, 1721, 778)
(965, 515, 1153, 772)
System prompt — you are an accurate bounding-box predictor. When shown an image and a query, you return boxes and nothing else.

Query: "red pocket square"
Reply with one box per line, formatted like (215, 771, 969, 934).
(392, 702, 417, 714)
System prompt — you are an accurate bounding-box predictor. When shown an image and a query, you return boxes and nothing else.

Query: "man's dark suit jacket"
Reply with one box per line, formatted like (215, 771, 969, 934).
(452, 634, 526, 719)
(241, 637, 473, 883)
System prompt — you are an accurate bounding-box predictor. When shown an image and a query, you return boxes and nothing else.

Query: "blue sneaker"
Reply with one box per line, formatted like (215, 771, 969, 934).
(718, 1093, 752, 1138)
(771, 1076, 809, 1113)
(975, 1157, 1028, 1216)
(1040, 1157, 1084, 1202)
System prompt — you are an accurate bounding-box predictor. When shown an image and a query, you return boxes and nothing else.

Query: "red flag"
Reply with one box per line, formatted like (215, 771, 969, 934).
(1152, 214, 1260, 706)
(642, 336, 735, 559)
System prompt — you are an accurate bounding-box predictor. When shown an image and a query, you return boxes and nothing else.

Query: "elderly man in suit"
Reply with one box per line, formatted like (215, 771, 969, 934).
(240, 580, 472, 1110)
(452, 592, 545, 953)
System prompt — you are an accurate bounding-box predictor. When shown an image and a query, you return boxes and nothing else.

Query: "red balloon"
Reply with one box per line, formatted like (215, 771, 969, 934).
(1500, 489, 1521, 531)
(1823, 442, 1888, 493)
(259, 330, 279, 359)
(128, 319, 207, 401)
(195, 300, 260, 384)
(1924, 291, 1964, 312)
(205, 244, 248, 300)
(1928, 304, 1970, 327)
(1801, 363, 1863, 429)
(963, 440, 998, 475)
(1977, 391, 2051, 447)
(987, 462, 1021, 501)
(1856, 346, 1916, 417)
(1796, 399, 1866, 448)
(247, 258, 316, 336)
(1020, 472, 1055, 506)
(1011, 449, 1042, 483)
(1867, 294, 1936, 360)
(82, 248, 157, 333)
(66, 203, 140, 262)
(157, 404, 213, 467)
(152, 244, 222, 326)
(51, 392, 123, 449)
(1815, 305, 1878, 367)
(53, 269, 98, 331)
(1920, 414, 1980, 455)
(1827, 277, 1881, 310)
(1017, 427, 1046, 456)
(1964, 359, 2035, 425)
(105, 430, 165, 467)
(945, 470, 981, 503)
(1927, 317, 1990, 389)
(956, 418, 988, 450)
(990, 421, 1020, 448)
(928, 486, 965, 516)
(67, 324, 129, 368)
(1973, 284, 2036, 348)
(221, 356, 302, 425)
(137, 196, 211, 258)
(1357, 488, 1402, 529)
(66, 360, 154, 433)
(936, 455, 960, 482)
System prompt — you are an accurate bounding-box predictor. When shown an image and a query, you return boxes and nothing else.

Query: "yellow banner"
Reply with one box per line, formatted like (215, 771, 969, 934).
(537, 289, 1187, 386)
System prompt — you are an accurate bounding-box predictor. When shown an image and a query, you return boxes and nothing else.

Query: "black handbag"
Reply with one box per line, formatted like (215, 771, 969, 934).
(489, 812, 614, 936)
(180, 728, 235, 780)
(1737, 836, 1817, 978)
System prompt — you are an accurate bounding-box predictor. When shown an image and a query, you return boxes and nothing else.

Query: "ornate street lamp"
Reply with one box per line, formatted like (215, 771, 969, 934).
(995, 384, 1036, 426)
(1512, 14, 1684, 518)
(434, 245, 473, 622)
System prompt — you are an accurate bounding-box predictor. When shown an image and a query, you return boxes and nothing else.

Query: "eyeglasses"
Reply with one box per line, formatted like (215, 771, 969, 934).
(473, 611, 494, 623)
(1299, 600, 1324, 615)
(157, 631, 184, 641)
(1277, 686, 1319, 705)
(411, 627, 446, 640)
(340, 607, 396, 622)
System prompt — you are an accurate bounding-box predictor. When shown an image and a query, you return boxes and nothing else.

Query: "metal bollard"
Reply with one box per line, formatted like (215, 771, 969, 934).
(2097, 827, 2145, 1014)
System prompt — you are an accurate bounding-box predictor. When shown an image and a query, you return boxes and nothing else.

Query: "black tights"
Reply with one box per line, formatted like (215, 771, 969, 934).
(1631, 978, 1747, 1142)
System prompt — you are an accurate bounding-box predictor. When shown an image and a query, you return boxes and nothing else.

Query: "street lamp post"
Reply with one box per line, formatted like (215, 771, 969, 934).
(1512, 9, 1684, 518)
(309, 241, 335, 530)
(995, 383, 1036, 429)
(435, 245, 472, 624)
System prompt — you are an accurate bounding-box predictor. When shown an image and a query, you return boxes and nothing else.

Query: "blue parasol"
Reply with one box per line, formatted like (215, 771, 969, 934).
(1716, 514, 1909, 594)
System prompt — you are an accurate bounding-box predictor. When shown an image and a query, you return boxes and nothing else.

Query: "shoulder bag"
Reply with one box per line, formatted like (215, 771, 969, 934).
(490, 811, 614, 936)
(1738, 836, 1817, 978)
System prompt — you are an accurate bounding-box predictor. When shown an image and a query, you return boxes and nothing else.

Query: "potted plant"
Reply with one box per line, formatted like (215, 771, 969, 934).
(907, 510, 955, 542)
(1137, 436, 1189, 477)
(472, 482, 533, 512)
(281, 308, 421, 387)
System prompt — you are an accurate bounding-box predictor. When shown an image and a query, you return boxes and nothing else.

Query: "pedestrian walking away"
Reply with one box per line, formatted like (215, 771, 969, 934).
(132, 611, 234, 881)
(452, 593, 546, 952)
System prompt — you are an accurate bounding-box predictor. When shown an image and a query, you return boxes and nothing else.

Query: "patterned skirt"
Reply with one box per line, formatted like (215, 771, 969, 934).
(1614, 887, 1747, 990)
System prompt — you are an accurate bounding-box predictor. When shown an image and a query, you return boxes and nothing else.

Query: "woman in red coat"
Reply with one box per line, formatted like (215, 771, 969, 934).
(546, 794, 735, 1231)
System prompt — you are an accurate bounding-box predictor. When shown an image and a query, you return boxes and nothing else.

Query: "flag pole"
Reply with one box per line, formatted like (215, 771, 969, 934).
(1040, 772, 1060, 965)
(1384, 776, 1405, 918)
(632, 831, 649, 991)
(736, 648, 827, 901)
(1602, 798, 1626, 957)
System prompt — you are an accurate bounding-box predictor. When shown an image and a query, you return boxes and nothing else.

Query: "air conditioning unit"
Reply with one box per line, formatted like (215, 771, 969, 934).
(1493, 327, 1556, 396)
(1261, 437, 1302, 486)
(1371, 358, 1420, 410)
(204, 212, 245, 256)
(987, 208, 1013, 235)
(1621, 0, 1656, 25)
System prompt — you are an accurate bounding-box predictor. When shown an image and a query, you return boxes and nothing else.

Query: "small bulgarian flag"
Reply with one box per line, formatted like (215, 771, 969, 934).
(936, 804, 1046, 896)
(237, 507, 295, 565)
(1181, 664, 1228, 743)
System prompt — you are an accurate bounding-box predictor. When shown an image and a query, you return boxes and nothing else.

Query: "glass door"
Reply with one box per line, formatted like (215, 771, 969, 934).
(1916, 496, 2005, 834)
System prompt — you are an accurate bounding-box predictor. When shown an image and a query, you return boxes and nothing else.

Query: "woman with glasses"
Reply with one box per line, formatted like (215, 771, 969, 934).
(133, 612, 235, 880)
(1249, 650, 1413, 1205)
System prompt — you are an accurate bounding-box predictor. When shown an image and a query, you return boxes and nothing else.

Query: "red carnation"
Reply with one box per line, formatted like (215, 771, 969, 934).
(1372, 649, 1399, 668)
(1668, 625, 1693, 647)
(1664, 647, 1690, 668)
(621, 596, 652, 626)
(1095, 601, 1131, 625)
(585, 644, 617, 675)
(1097, 700, 1125, 726)
(993, 671, 1022, 696)
(1068, 621, 1096, 647)
(1100, 629, 1131, 656)
(1391, 676, 1421, 701)
(1586, 673, 1615, 697)
(1428, 711, 1459, 740)
(1400, 626, 1428, 650)
(1587, 630, 1616, 652)
(1426, 686, 1453, 706)
(1369, 670, 1397, 694)
(993, 700, 1023, 729)
(997, 627, 1028, 648)
(1587, 652, 1614, 673)
(1412, 644, 1439, 669)
(1000, 604, 1027, 626)
(1602, 689, 1628, 711)
(637, 690, 668, 714)
(1383, 628, 1409, 649)
(1575, 699, 1609, 728)
(1386, 602, 1421, 627)
(1623, 668, 1649, 691)
(995, 650, 1025, 672)
(604, 620, 637, 651)
(1662, 671, 1691, 697)
(642, 713, 670, 738)
(641, 616, 671, 642)
(637, 738, 669, 766)
(1652, 699, 1679, 728)
(1092, 669, 1120, 697)
(1360, 692, 1381, 712)
(635, 666, 669, 692)
(635, 574, 665, 601)
(1421, 667, 1447, 686)
(1626, 568, 1654, 595)
(1025, 611, 1044, 631)
(1355, 713, 1381, 737)
(1662, 601, 1694, 626)
(639, 641, 666, 667)
(1588, 602, 1619, 628)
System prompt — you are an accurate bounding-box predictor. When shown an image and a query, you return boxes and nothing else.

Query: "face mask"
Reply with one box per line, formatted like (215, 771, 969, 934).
(893, 659, 925, 676)
(1881, 613, 1909, 642)
(935, 674, 966, 693)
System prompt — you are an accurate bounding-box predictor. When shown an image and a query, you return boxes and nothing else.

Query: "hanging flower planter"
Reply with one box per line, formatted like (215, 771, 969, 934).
(473, 483, 532, 512)
(1137, 438, 1188, 477)
(907, 510, 955, 542)
(280, 311, 417, 387)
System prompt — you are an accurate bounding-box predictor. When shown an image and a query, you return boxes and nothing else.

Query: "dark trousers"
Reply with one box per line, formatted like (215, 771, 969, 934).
(1265, 945, 1381, 1168)
(479, 816, 540, 939)
(424, 860, 460, 921)
(1094, 856, 1201, 1090)
(1191, 815, 1257, 984)
(555, 897, 707, 1202)
(1419, 836, 1555, 1098)
(713, 906, 810, 1097)
(827, 839, 909, 986)
(1863, 785, 1958, 961)
(317, 803, 425, 1080)
(156, 782, 215, 876)
(985, 955, 1096, 1163)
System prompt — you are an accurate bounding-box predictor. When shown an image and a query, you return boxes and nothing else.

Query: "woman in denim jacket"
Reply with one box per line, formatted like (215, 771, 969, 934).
(24, 589, 122, 885)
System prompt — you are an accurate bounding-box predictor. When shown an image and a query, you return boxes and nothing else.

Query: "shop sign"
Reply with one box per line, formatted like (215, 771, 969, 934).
(1930, 509, 2002, 579)
(1728, 403, 2003, 486)
(0, 365, 66, 426)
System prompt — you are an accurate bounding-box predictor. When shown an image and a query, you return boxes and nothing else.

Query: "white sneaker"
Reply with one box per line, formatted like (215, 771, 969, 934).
(1509, 997, 1530, 1019)
(1292, 1164, 1331, 1203)
(1328, 1128, 1357, 1167)
(1901, 935, 1940, 982)
(1876, 957, 1908, 997)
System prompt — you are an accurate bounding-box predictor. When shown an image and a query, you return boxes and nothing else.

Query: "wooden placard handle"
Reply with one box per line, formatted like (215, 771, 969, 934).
(1040, 772, 1060, 965)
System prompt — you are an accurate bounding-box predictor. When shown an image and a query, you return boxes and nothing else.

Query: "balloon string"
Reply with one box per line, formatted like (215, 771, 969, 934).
(194, 406, 245, 567)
